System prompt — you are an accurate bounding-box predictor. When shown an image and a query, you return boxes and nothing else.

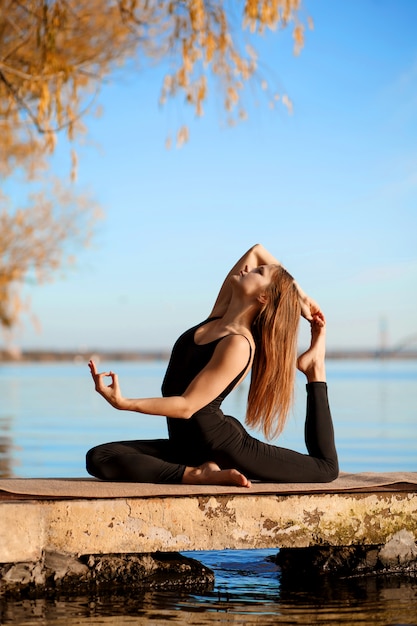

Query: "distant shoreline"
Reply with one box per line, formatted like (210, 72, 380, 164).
(1, 349, 417, 363)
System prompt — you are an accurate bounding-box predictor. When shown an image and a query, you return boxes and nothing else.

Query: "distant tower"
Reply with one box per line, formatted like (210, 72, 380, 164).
(379, 316, 388, 354)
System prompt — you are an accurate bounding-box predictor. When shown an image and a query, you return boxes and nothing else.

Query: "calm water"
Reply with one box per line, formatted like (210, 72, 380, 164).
(1, 359, 417, 625)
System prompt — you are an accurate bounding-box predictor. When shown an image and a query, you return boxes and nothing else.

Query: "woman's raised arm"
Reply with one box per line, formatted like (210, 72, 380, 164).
(209, 243, 322, 322)
(209, 244, 281, 318)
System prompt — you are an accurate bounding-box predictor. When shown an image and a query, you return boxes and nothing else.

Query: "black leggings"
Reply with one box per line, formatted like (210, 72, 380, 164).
(86, 382, 339, 484)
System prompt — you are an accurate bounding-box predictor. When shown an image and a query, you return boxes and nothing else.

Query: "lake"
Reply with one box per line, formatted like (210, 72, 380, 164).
(1, 358, 416, 625)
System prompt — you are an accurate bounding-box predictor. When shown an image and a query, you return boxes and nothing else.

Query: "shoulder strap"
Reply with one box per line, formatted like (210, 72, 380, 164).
(217, 333, 253, 376)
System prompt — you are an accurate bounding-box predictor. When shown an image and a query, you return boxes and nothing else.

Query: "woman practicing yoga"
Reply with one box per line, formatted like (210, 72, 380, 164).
(87, 244, 338, 486)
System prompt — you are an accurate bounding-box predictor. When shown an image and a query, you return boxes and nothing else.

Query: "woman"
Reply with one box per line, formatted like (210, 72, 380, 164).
(87, 244, 338, 487)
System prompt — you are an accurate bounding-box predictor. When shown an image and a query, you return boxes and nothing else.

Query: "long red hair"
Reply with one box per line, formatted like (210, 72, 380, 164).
(246, 266, 301, 440)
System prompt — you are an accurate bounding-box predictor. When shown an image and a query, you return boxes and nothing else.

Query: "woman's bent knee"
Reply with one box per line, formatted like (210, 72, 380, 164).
(320, 460, 339, 483)
(86, 445, 106, 479)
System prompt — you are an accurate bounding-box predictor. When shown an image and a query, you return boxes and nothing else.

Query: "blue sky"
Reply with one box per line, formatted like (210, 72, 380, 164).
(9, 0, 417, 352)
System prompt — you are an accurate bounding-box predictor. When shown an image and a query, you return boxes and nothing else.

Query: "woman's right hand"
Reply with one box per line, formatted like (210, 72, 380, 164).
(89, 359, 124, 409)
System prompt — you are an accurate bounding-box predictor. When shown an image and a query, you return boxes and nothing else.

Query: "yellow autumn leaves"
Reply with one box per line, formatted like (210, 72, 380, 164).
(1, 0, 308, 169)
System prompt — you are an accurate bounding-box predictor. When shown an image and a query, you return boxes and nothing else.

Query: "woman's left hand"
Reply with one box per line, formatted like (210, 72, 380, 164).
(88, 359, 124, 409)
(298, 291, 322, 321)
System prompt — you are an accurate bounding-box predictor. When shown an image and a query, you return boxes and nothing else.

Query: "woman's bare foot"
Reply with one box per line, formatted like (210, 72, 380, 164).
(297, 314, 327, 383)
(182, 462, 251, 488)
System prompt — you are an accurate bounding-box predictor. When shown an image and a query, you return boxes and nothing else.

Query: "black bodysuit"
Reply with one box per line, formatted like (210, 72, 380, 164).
(86, 319, 338, 483)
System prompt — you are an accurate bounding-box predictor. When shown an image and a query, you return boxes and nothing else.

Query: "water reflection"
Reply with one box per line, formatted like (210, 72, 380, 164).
(278, 570, 417, 624)
(2, 571, 417, 625)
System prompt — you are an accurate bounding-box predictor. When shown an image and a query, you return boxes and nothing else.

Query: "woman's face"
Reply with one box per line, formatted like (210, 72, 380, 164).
(236, 264, 277, 298)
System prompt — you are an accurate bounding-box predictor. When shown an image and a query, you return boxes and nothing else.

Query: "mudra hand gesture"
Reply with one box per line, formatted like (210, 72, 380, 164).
(89, 360, 123, 409)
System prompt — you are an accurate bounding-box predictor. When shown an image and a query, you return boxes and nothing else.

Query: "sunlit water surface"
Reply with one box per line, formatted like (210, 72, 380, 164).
(1, 359, 416, 625)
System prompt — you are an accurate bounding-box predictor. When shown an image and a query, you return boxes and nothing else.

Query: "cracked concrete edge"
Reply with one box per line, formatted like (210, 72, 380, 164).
(1, 492, 416, 563)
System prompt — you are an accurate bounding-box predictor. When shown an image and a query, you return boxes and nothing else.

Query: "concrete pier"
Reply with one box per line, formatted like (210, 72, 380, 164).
(1, 486, 416, 563)
(1, 475, 417, 596)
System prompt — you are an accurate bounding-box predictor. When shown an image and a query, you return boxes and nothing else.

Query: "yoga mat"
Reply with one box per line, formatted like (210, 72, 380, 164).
(0, 472, 416, 500)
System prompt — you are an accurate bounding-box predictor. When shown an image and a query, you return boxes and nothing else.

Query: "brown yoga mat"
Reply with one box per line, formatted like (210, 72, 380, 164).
(0, 472, 416, 500)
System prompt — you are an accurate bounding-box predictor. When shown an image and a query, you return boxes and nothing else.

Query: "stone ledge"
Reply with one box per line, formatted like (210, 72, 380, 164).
(1, 490, 416, 563)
